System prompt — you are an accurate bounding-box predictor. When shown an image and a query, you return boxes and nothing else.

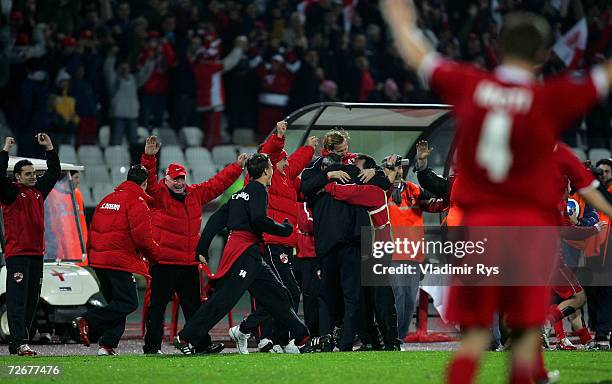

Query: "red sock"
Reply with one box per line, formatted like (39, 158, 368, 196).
(547, 305, 564, 323)
(553, 320, 566, 339)
(532, 347, 548, 383)
(574, 327, 592, 345)
(510, 361, 533, 384)
(447, 355, 478, 384)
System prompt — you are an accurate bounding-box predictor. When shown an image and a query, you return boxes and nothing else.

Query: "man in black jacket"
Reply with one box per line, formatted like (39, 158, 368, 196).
(300, 130, 381, 351)
(0, 134, 61, 356)
(174, 153, 309, 354)
(327, 153, 402, 351)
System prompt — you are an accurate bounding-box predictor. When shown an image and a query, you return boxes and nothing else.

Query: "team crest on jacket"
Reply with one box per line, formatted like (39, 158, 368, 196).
(279, 253, 289, 264)
(13, 272, 23, 283)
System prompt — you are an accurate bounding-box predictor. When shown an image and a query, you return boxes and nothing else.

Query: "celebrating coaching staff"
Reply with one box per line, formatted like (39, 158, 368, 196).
(74, 165, 161, 356)
(141, 136, 246, 354)
(0, 134, 60, 356)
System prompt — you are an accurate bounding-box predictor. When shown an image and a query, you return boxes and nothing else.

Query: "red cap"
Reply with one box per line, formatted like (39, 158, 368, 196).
(165, 163, 187, 179)
(62, 37, 78, 47)
(15, 32, 30, 46)
(80, 29, 93, 39)
(9, 11, 23, 22)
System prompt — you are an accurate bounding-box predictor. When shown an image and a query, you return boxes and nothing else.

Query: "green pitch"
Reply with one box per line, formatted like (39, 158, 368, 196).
(1, 351, 611, 383)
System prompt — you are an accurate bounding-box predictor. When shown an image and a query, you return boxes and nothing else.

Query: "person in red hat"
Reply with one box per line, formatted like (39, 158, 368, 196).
(188, 34, 247, 148)
(137, 30, 177, 130)
(255, 53, 294, 140)
(140, 136, 247, 355)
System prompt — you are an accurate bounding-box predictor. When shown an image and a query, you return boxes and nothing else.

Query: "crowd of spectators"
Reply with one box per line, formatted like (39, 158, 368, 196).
(0, 0, 612, 158)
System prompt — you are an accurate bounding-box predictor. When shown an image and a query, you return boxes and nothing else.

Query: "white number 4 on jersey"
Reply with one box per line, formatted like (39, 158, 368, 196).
(476, 109, 513, 183)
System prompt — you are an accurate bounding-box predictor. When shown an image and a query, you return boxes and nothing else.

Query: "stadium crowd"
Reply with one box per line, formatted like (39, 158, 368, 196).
(1, 0, 612, 154)
(1, 3, 612, 384)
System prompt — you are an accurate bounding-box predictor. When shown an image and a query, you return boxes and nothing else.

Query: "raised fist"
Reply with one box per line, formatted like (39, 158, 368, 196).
(3, 137, 15, 152)
(306, 136, 318, 148)
(236, 153, 248, 168)
(276, 121, 287, 137)
(36, 133, 53, 151)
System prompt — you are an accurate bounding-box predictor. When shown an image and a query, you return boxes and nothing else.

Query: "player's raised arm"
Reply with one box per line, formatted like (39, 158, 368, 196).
(381, 0, 433, 72)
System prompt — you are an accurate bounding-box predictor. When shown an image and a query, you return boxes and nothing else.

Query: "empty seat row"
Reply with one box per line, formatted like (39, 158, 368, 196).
(572, 147, 612, 163)
(62, 143, 252, 172)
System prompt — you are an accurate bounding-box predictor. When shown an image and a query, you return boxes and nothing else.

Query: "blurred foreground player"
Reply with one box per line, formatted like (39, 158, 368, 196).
(174, 154, 310, 354)
(383, 0, 612, 382)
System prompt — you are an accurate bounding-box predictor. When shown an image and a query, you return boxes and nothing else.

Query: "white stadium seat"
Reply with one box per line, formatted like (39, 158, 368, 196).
(589, 147, 611, 163)
(190, 167, 218, 183)
(239, 146, 258, 157)
(212, 145, 238, 169)
(232, 129, 256, 145)
(79, 186, 96, 208)
(185, 147, 214, 170)
(92, 183, 114, 204)
(78, 145, 105, 166)
(137, 127, 150, 143)
(110, 166, 130, 185)
(572, 147, 587, 161)
(59, 145, 78, 164)
(84, 165, 111, 185)
(104, 145, 131, 167)
(98, 125, 110, 148)
(159, 145, 186, 171)
(159, 128, 180, 146)
(180, 127, 204, 147)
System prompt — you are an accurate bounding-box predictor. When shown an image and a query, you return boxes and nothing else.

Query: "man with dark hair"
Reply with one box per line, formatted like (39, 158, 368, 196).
(301, 131, 377, 352)
(241, 121, 316, 353)
(141, 136, 245, 355)
(0, 134, 60, 356)
(383, 0, 612, 381)
(174, 153, 310, 355)
(322, 154, 402, 351)
(73, 165, 161, 356)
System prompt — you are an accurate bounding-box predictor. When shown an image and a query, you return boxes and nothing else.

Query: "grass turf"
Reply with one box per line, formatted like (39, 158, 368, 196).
(0, 351, 611, 383)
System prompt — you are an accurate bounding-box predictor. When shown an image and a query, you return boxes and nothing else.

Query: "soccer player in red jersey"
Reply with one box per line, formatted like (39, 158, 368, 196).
(547, 143, 612, 351)
(383, 1, 612, 382)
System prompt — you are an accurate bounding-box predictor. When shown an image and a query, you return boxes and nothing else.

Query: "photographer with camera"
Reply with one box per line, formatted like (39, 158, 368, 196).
(384, 155, 445, 342)
(0, 134, 60, 356)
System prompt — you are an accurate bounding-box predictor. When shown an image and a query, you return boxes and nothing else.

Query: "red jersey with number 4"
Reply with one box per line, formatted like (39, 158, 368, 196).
(421, 54, 608, 221)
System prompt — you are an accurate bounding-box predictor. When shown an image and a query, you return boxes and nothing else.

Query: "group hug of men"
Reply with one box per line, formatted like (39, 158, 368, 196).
(1, 114, 445, 356)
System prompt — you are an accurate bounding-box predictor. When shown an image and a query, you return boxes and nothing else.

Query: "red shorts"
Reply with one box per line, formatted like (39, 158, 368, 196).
(445, 208, 556, 328)
(446, 285, 550, 328)
(552, 264, 583, 300)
